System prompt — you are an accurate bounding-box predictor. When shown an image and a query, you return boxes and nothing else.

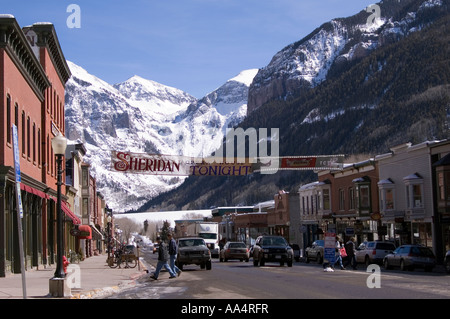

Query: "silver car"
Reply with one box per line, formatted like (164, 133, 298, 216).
(383, 245, 436, 272)
(355, 241, 396, 266)
(305, 240, 324, 264)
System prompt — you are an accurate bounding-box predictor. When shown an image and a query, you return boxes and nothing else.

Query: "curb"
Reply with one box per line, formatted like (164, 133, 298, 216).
(69, 260, 149, 299)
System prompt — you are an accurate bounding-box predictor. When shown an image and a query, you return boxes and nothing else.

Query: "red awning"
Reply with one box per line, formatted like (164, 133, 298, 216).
(77, 225, 92, 240)
(61, 201, 81, 225)
(20, 183, 49, 199)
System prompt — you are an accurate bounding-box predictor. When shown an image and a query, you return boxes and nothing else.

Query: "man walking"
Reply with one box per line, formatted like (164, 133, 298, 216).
(168, 233, 182, 276)
(151, 236, 177, 280)
(344, 237, 357, 270)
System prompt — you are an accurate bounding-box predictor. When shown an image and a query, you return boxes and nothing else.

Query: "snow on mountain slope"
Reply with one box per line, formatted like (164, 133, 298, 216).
(247, 0, 445, 114)
(64, 61, 256, 211)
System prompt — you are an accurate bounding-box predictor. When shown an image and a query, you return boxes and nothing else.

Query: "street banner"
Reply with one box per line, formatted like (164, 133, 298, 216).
(254, 155, 344, 173)
(111, 151, 191, 176)
(111, 151, 344, 176)
(12, 125, 27, 299)
(12, 126, 23, 218)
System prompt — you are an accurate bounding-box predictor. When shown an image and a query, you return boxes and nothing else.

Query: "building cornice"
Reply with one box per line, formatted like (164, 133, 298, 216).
(23, 23, 71, 85)
(0, 16, 50, 100)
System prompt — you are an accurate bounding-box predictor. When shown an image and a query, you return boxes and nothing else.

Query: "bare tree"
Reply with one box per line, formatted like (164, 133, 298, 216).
(114, 217, 140, 244)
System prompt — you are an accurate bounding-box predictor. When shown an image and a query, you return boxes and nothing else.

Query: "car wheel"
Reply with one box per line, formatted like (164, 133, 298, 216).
(317, 253, 322, 264)
(287, 260, 293, 267)
(383, 259, 391, 270)
(445, 258, 450, 274)
(400, 259, 407, 271)
(260, 259, 265, 266)
(365, 256, 371, 267)
(305, 254, 310, 263)
(206, 260, 212, 270)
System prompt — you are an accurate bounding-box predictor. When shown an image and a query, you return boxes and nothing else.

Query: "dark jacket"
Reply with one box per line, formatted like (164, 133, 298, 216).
(345, 241, 356, 257)
(158, 242, 170, 262)
(168, 238, 177, 256)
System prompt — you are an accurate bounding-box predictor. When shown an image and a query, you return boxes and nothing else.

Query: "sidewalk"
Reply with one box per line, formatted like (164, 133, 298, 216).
(0, 254, 148, 299)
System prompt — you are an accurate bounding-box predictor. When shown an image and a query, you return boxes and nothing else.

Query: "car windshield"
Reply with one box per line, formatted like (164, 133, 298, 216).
(229, 243, 246, 248)
(314, 240, 324, 247)
(179, 239, 206, 247)
(262, 237, 287, 246)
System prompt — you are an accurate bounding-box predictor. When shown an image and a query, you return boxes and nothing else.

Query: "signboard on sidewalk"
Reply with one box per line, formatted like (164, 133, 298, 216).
(324, 232, 336, 264)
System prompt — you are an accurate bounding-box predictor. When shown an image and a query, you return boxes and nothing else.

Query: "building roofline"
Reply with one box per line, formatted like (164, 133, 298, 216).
(0, 16, 50, 100)
(22, 23, 71, 85)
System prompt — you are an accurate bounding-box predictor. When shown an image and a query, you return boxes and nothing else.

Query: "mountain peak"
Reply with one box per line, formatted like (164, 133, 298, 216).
(228, 69, 259, 86)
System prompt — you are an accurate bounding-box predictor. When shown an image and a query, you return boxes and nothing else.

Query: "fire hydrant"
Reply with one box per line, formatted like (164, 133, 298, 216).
(63, 256, 70, 274)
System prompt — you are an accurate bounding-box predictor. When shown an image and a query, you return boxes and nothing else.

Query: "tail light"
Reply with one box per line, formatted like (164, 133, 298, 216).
(372, 249, 376, 255)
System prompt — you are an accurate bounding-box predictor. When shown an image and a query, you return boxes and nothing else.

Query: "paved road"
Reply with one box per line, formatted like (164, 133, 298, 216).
(103, 247, 450, 300)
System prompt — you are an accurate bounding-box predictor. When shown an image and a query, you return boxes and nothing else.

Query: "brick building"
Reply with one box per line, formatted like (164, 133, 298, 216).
(0, 16, 73, 276)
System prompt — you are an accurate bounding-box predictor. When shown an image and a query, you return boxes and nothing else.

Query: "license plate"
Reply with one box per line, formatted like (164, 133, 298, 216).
(275, 255, 281, 259)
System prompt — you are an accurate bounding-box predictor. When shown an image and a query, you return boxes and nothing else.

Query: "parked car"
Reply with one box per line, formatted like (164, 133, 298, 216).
(383, 245, 436, 272)
(219, 242, 249, 262)
(355, 241, 396, 266)
(290, 244, 300, 262)
(444, 250, 450, 274)
(252, 235, 294, 267)
(305, 240, 324, 264)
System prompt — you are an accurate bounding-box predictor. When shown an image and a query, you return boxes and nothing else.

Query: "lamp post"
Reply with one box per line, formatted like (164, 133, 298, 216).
(51, 134, 67, 279)
(106, 214, 112, 262)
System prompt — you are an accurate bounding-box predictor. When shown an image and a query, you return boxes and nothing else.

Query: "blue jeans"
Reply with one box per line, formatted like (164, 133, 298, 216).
(333, 255, 344, 268)
(153, 260, 176, 278)
(170, 254, 181, 274)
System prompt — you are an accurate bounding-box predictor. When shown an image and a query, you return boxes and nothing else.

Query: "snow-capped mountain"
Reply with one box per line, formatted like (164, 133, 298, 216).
(64, 61, 257, 212)
(247, 0, 445, 113)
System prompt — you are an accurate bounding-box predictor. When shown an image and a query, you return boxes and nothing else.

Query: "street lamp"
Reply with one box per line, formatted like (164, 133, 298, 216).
(51, 134, 67, 279)
(106, 214, 112, 262)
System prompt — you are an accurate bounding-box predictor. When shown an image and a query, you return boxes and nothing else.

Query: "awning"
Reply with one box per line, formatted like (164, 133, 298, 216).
(90, 225, 104, 240)
(20, 183, 49, 199)
(61, 201, 81, 225)
(77, 225, 92, 240)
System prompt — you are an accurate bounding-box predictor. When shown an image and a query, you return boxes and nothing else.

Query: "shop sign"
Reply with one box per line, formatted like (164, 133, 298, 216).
(345, 227, 355, 236)
(70, 229, 81, 236)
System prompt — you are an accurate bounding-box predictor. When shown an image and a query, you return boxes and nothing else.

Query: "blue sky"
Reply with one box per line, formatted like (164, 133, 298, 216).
(4, 0, 374, 98)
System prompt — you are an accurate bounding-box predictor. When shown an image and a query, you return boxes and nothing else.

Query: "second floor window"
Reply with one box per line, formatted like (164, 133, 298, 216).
(404, 173, 424, 209)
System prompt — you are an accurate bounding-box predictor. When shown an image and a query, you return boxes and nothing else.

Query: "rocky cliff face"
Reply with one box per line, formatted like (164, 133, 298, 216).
(247, 0, 445, 114)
